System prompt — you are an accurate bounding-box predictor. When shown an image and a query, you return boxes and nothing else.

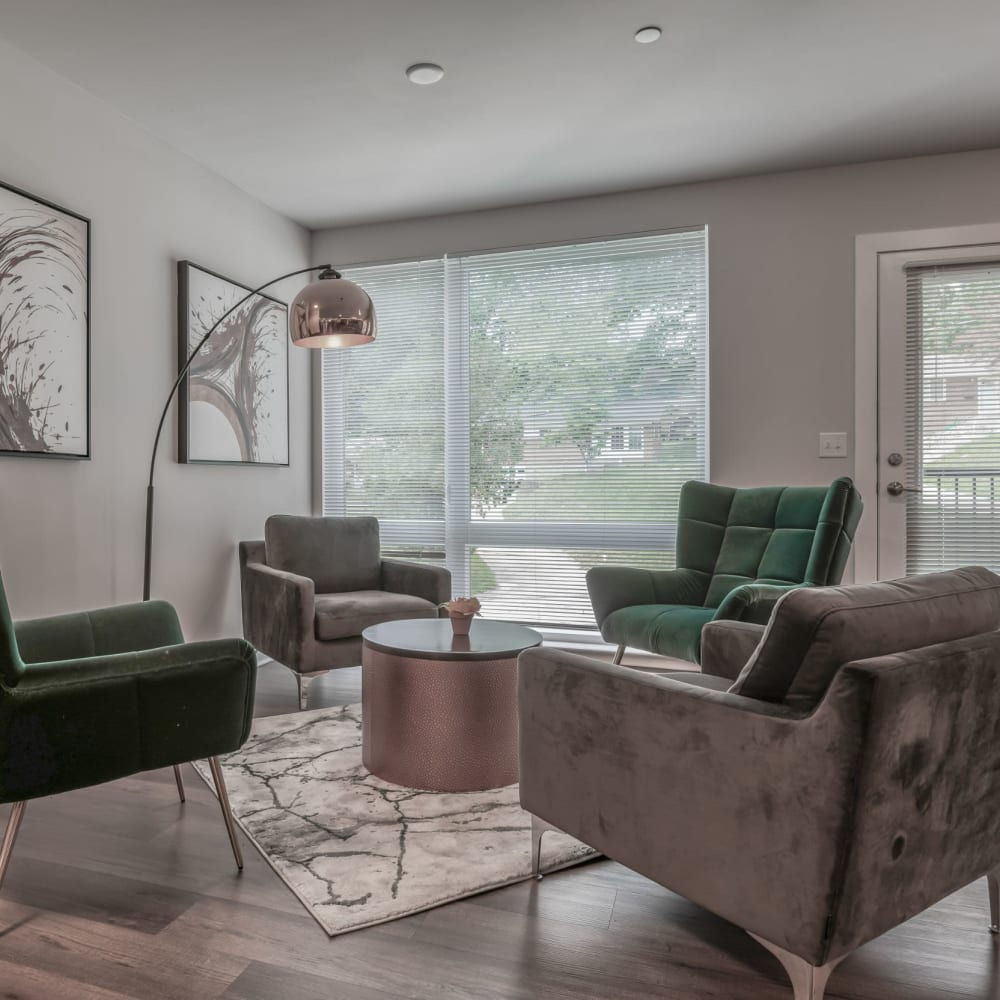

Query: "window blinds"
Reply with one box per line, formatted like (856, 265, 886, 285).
(445, 231, 708, 626)
(321, 259, 446, 556)
(323, 229, 708, 629)
(904, 260, 1000, 575)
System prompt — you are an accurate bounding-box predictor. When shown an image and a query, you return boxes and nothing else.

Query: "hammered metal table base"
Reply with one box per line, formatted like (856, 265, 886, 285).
(362, 646, 519, 792)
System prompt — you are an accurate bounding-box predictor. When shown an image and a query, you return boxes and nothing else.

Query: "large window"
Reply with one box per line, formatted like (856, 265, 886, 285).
(321, 229, 708, 628)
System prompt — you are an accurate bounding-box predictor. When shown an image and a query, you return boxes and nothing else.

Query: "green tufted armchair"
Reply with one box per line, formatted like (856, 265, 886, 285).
(587, 477, 863, 664)
(0, 569, 257, 889)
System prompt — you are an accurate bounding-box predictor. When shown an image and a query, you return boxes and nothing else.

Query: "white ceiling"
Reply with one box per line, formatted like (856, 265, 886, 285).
(2, 0, 1000, 229)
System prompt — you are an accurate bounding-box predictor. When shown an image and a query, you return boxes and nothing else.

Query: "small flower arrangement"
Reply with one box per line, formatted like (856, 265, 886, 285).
(442, 596, 481, 617)
(442, 596, 481, 636)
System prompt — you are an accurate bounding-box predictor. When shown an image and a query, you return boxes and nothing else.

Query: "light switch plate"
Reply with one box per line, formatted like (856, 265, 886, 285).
(819, 432, 848, 458)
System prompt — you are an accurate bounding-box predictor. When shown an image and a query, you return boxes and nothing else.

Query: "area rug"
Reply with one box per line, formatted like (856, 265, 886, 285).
(192, 704, 596, 935)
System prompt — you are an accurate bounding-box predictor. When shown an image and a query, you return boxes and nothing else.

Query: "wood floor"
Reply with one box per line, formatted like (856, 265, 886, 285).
(0, 658, 997, 1000)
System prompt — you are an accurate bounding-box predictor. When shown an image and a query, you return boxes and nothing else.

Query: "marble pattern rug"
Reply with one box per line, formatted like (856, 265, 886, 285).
(192, 704, 596, 935)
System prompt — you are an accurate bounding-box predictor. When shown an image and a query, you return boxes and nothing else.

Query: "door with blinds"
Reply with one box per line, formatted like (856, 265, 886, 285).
(877, 245, 1000, 578)
(323, 229, 708, 629)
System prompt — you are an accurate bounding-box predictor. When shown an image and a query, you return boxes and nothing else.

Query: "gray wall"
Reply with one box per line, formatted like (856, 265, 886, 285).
(0, 39, 311, 638)
(313, 146, 1000, 490)
(4, 27, 998, 639)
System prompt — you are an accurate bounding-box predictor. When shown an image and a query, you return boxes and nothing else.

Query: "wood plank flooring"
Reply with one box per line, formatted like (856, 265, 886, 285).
(0, 657, 997, 999)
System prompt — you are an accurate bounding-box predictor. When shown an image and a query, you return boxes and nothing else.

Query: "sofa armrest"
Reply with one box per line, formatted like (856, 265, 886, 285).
(699, 620, 765, 681)
(380, 558, 451, 606)
(714, 582, 804, 625)
(241, 562, 315, 669)
(518, 645, 871, 966)
(585, 566, 707, 628)
(826, 631, 1000, 961)
(14, 600, 184, 664)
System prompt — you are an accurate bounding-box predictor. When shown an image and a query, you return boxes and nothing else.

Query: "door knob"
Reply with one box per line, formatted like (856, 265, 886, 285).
(886, 481, 920, 496)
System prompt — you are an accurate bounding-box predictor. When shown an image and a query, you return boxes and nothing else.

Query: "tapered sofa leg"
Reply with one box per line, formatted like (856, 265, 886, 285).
(530, 814, 561, 880)
(295, 672, 311, 711)
(0, 801, 26, 889)
(612, 645, 625, 665)
(988, 869, 999, 933)
(749, 933, 845, 1000)
(172, 764, 186, 803)
(207, 756, 244, 871)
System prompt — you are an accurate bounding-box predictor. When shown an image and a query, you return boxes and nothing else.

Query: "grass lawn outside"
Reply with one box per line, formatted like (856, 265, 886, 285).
(570, 549, 677, 574)
(497, 443, 694, 575)
(929, 431, 1000, 469)
(500, 442, 697, 522)
(470, 550, 498, 593)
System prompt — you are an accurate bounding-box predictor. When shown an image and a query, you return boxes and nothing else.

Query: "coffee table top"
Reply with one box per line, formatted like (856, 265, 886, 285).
(361, 618, 542, 661)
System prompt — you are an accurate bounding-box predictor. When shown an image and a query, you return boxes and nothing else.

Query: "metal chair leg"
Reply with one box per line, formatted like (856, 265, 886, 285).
(749, 933, 846, 1000)
(207, 756, 243, 871)
(612, 644, 625, 665)
(988, 869, 999, 933)
(530, 814, 560, 880)
(295, 672, 311, 710)
(0, 801, 26, 890)
(172, 764, 186, 802)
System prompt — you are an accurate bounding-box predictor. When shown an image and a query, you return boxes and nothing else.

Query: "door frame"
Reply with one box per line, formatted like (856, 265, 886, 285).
(854, 221, 1000, 582)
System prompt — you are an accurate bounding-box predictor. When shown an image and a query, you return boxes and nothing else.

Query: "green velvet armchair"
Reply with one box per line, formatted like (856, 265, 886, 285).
(587, 477, 863, 664)
(0, 569, 257, 889)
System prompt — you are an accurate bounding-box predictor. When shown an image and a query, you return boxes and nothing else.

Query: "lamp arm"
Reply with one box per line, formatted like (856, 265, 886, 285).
(143, 263, 333, 601)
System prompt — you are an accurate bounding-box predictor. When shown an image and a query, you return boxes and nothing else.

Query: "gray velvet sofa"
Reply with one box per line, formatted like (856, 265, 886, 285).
(239, 515, 451, 708)
(519, 566, 1000, 1000)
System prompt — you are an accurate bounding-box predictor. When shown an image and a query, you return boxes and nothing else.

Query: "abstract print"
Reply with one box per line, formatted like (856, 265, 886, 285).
(0, 184, 88, 458)
(178, 261, 288, 465)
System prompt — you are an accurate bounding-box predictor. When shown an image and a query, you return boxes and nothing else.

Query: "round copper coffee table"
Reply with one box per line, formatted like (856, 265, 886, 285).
(361, 619, 542, 792)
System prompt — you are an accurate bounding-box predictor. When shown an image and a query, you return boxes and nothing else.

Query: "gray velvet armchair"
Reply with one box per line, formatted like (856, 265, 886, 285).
(520, 566, 1000, 1000)
(239, 515, 451, 708)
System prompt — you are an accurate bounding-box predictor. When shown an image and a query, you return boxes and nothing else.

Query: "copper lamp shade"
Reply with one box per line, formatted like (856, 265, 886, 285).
(289, 268, 377, 348)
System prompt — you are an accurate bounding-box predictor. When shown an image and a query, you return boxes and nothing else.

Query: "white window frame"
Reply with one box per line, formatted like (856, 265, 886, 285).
(313, 227, 710, 629)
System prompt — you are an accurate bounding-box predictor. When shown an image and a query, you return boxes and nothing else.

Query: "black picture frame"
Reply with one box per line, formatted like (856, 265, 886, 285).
(0, 180, 90, 460)
(177, 260, 290, 467)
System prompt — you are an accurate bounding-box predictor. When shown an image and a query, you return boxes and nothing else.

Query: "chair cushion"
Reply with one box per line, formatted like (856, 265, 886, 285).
(601, 605, 716, 663)
(730, 566, 1000, 709)
(314, 590, 437, 641)
(266, 515, 381, 593)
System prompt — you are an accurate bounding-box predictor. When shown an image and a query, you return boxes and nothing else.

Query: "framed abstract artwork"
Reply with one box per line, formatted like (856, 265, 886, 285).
(0, 181, 90, 459)
(177, 260, 289, 466)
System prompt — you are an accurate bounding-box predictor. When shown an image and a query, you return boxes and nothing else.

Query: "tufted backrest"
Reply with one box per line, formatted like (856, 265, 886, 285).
(265, 515, 382, 593)
(675, 477, 863, 608)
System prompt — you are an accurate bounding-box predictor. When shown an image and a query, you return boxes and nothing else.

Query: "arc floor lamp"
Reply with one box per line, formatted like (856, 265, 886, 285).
(143, 264, 375, 801)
